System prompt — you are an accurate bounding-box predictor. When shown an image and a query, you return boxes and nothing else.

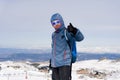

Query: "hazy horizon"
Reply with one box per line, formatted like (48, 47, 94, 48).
(0, 0, 120, 49)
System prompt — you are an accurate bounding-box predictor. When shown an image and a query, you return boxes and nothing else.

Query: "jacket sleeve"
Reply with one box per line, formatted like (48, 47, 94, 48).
(74, 29, 84, 41)
(66, 28, 84, 42)
(67, 29, 84, 41)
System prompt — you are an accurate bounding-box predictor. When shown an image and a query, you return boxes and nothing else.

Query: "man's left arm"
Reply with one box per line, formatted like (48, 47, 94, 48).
(67, 23, 84, 41)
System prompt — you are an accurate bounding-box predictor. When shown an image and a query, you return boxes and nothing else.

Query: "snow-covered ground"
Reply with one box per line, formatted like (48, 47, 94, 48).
(0, 59, 120, 80)
(72, 59, 120, 80)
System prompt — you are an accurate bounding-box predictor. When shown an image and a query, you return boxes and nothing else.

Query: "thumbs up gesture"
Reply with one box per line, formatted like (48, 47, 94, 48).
(67, 23, 77, 35)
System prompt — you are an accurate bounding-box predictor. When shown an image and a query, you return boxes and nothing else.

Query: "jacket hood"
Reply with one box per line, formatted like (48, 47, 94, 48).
(51, 13, 65, 31)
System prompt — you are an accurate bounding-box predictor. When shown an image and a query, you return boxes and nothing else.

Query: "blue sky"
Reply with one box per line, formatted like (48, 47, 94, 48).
(0, 0, 120, 49)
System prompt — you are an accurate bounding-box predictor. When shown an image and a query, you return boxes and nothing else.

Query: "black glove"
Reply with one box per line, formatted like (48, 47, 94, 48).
(67, 23, 77, 35)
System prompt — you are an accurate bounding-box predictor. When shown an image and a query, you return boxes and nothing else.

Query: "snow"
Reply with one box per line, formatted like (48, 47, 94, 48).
(0, 59, 120, 80)
(72, 59, 120, 80)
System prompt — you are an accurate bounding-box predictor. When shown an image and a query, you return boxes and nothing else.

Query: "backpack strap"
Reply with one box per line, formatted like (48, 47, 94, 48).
(64, 29, 68, 41)
(64, 29, 71, 50)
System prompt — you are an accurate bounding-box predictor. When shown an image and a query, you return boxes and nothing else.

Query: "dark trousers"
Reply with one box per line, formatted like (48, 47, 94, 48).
(52, 65, 72, 80)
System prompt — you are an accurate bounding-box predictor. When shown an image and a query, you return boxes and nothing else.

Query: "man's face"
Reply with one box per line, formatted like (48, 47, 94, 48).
(52, 20, 61, 30)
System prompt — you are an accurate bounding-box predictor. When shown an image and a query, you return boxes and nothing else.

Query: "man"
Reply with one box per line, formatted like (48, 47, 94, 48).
(50, 13, 84, 80)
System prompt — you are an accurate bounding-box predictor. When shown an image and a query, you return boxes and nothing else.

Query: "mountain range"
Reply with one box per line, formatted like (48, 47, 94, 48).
(0, 48, 120, 62)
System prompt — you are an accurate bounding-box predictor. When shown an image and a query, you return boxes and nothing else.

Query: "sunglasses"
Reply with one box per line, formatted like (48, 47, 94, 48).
(52, 20, 60, 26)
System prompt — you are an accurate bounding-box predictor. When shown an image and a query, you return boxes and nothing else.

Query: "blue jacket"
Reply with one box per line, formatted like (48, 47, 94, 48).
(50, 13, 84, 67)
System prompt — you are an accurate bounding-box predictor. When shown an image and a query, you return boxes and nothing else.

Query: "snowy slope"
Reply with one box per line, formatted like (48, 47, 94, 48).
(72, 59, 120, 80)
(0, 59, 120, 80)
(0, 61, 50, 80)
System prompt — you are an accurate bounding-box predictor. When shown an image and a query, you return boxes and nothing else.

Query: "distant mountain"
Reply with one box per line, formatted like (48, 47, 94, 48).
(77, 52, 120, 61)
(5, 53, 50, 62)
(0, 48, 120, 62)
(0, 48, 51, 62)
(0, 52, 120, 62)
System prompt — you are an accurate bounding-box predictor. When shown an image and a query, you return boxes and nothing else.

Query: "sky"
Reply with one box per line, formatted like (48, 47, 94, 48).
(0, 0, 120, 49)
